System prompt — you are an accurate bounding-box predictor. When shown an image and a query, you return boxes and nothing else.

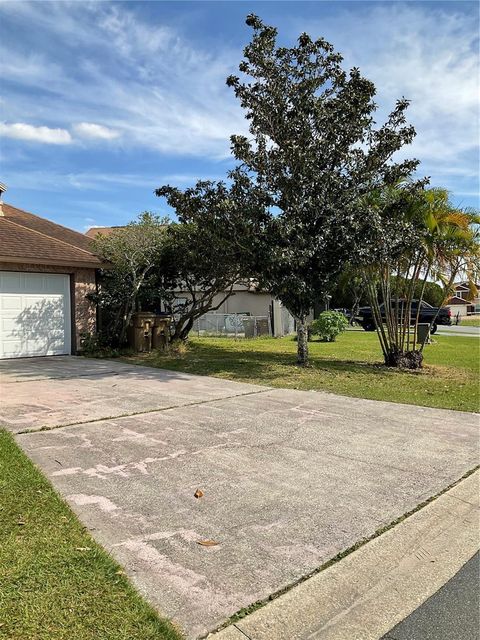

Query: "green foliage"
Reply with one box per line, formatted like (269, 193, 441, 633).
(310, 311, 348, 342)
(155, 174, 268, 341)
(330, 271, 444, 309)
(79, 332, 132, 359)
(90, 212, 171, 345)
(226, 15, 418, 365)
(393, 277, 444, 307)
(357, 184, 479, 367)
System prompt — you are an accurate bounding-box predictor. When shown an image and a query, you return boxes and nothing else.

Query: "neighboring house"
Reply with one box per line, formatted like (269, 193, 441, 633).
(86, 226, 296, 337)
(171, 281, 296, 337)
(85, 226, 124, 238)
(446, 282, 480, 319)
(0, 188, 103, 359)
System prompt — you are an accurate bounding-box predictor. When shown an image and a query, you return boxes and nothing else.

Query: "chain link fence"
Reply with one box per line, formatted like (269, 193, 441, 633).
(192, 313, 272, 338)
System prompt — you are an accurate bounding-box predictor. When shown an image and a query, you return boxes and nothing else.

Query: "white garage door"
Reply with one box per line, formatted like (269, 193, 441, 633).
(0, 271, 71, 359)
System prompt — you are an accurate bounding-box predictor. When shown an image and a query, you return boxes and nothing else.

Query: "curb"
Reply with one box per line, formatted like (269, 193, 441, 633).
(209, 470, 479, 640)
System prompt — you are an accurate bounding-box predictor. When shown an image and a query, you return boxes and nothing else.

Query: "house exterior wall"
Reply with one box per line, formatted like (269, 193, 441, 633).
(215, 291, 273, 316)
(171, 290, 274, 317)
(446, 303, 470, 320)
(170, 289, 295, 337)
(0, 262, 96, 352)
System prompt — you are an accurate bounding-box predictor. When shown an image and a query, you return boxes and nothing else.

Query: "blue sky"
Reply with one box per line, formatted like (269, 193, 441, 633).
(0, 0, 478, 232)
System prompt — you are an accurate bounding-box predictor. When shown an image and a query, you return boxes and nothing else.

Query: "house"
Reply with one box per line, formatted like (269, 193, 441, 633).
(0, 185, 103, 359)
(171, 281, 296, 337)
(446, 282, 480, 319)
(86, 226, 296, 337)
(85, 226, 124, 238)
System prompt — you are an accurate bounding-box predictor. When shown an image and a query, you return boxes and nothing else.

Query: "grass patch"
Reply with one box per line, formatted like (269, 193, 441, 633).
(123, 332, 479, 413)
(0, 430, 182, 640)
(459, 317, 480, 327)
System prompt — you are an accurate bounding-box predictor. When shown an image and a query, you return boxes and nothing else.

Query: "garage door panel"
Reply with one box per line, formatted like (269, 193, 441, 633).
(0, 295, 23, 312)
(0, 272, 71, 359)
(1, 340, 24, 358)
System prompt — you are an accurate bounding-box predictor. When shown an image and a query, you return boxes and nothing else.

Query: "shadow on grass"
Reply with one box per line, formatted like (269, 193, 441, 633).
(126, 339, 423, 385)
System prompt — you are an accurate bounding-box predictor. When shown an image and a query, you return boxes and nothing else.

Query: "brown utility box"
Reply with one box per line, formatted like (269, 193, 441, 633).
(127, 312, 155, 352)
(152, 315, 171, 351)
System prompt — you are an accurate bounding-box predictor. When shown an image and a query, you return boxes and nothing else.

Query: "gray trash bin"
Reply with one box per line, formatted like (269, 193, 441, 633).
(416, 323, 430, 345)
(243, 318, 255, 338)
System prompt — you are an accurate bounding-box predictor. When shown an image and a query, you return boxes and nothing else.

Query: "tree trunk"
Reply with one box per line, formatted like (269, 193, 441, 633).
(171, 315, 194, 343)
(178, 316, 194, 342)
(384, 347, 423, 369)
(296, 317, 309, 366)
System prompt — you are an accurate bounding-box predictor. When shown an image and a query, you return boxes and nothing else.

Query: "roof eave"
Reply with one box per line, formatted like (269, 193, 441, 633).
(0, 255, 106, 269)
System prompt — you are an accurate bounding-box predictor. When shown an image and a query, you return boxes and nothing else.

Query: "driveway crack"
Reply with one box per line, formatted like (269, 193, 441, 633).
(15, 388, 273, 435)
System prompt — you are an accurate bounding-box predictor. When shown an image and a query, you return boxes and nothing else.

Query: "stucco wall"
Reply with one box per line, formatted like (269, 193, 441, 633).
(446, 304, 469, 320)
(216, 291, 273, 316)
(0, 262, 96, 352)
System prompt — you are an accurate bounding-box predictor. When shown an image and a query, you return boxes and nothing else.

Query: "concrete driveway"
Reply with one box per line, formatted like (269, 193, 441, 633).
(1, 356, 478, 638)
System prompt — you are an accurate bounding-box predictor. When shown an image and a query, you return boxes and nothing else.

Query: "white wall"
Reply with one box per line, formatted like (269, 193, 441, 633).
(170, 289, 294, 336)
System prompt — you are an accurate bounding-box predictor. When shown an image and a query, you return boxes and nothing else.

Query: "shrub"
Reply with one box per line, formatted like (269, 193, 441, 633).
(79, 332, 127, 358)
(309, 311, 348, 342)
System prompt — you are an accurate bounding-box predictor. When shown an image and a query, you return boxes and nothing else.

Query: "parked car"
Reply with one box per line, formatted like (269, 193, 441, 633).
(356, 300, 452, 334)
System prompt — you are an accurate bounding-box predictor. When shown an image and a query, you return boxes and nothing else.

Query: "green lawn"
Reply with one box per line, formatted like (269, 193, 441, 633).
(0, 430, 182, 640)
(124, 332, 479, 413)
(460, 317, 480, 327)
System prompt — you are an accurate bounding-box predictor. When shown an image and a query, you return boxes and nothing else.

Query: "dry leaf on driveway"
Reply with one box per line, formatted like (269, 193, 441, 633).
(194, 489, 204, 498)
(196, 540, 219, 547)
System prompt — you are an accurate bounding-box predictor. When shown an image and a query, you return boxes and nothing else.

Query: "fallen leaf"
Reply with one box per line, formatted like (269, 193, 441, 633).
(197, 539, 219, 547)
(194, 489, 204, 499)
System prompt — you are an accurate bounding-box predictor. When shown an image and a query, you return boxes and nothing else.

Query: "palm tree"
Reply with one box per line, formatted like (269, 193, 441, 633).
(361, 184, 479, 367)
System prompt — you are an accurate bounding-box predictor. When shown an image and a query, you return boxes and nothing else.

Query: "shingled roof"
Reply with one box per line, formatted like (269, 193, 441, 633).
(0, 203, 103, 268)
(85, 225, 125, 238)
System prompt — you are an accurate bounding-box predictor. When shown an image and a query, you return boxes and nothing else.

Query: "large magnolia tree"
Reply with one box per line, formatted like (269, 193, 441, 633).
(226, 14, 419, 366)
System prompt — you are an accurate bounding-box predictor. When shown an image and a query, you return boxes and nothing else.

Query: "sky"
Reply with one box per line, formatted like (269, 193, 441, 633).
(0, 0, 478, 232)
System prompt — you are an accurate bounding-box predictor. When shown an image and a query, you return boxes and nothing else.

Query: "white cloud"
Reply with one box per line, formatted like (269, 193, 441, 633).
(0, 169, 226, 193)
(0, 2, 245, 157)
(0, 122, 72, 145)
(295, 3, 479, 178)
(73, 122, 120, 140)
(0, 0, 477, 198)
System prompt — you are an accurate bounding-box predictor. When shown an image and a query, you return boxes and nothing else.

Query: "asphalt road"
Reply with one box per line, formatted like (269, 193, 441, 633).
(436, 324, 480, 337)
(382, 552, 480, 640)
